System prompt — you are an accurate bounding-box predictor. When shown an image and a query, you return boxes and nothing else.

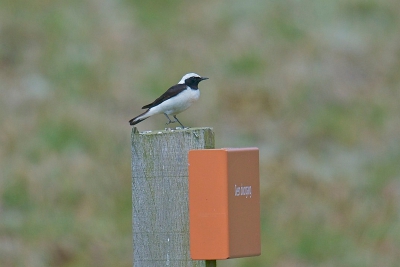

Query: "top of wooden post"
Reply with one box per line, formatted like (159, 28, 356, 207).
(131, 127, 215, 149)
(132, 126, 213, 135)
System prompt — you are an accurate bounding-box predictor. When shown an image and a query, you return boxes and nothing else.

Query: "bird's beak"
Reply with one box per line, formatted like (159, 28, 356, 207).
(201, 77, 209, 81)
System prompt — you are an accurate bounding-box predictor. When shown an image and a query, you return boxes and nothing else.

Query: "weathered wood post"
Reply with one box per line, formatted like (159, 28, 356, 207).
(131, 127, 216, 267)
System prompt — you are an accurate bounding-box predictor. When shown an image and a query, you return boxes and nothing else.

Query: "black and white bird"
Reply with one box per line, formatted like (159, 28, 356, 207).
(129, 73, 208, 128)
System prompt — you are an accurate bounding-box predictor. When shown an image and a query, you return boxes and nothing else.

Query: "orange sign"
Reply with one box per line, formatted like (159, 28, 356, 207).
(188, 148, 261, 259)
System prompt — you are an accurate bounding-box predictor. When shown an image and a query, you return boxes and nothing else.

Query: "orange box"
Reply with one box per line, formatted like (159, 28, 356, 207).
(188, 148, 261, 259)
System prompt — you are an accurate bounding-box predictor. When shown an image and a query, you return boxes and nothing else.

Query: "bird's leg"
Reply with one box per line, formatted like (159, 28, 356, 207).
(164, 113, 176, 125)
(173, 115, 187, 128)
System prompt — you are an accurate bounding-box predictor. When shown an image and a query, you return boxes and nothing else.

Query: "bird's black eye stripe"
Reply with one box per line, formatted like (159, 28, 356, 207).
(187, 77, 198, 82)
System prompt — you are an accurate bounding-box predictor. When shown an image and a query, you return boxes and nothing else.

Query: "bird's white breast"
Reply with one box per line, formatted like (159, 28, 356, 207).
(149, 87, 200, 116)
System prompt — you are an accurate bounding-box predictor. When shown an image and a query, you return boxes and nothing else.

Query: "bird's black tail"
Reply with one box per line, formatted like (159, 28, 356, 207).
(129, 117, 147, 125)
(129, 110, 150, 125)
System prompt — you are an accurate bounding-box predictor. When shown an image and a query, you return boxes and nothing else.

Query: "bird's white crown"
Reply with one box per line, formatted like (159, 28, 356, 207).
(178, 73, 201, 84)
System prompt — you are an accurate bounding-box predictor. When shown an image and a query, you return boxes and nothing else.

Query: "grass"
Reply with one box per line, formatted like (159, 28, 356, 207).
(1, 0, 400, 266)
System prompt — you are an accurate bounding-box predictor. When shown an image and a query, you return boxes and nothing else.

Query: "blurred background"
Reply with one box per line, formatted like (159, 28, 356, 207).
(1, 0, 400, 266)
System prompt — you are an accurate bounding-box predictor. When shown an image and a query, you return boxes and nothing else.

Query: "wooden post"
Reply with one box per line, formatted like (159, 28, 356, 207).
(131, 127, 216, 267)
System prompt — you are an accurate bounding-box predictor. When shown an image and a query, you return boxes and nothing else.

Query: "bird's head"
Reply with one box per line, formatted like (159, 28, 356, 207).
(178, 73, 209, 89)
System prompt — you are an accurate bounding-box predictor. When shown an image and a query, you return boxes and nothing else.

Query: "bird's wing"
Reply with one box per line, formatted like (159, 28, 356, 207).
(142, 84, 187, 109)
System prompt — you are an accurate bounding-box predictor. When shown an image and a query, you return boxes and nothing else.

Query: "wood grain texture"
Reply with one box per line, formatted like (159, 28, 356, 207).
(131, 127, 215, 267)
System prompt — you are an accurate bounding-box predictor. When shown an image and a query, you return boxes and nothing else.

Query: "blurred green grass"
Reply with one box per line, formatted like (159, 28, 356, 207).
(1, 0, 400, 266)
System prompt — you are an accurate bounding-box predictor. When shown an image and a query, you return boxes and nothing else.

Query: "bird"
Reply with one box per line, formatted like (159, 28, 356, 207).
(129, 73, 208, 128)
